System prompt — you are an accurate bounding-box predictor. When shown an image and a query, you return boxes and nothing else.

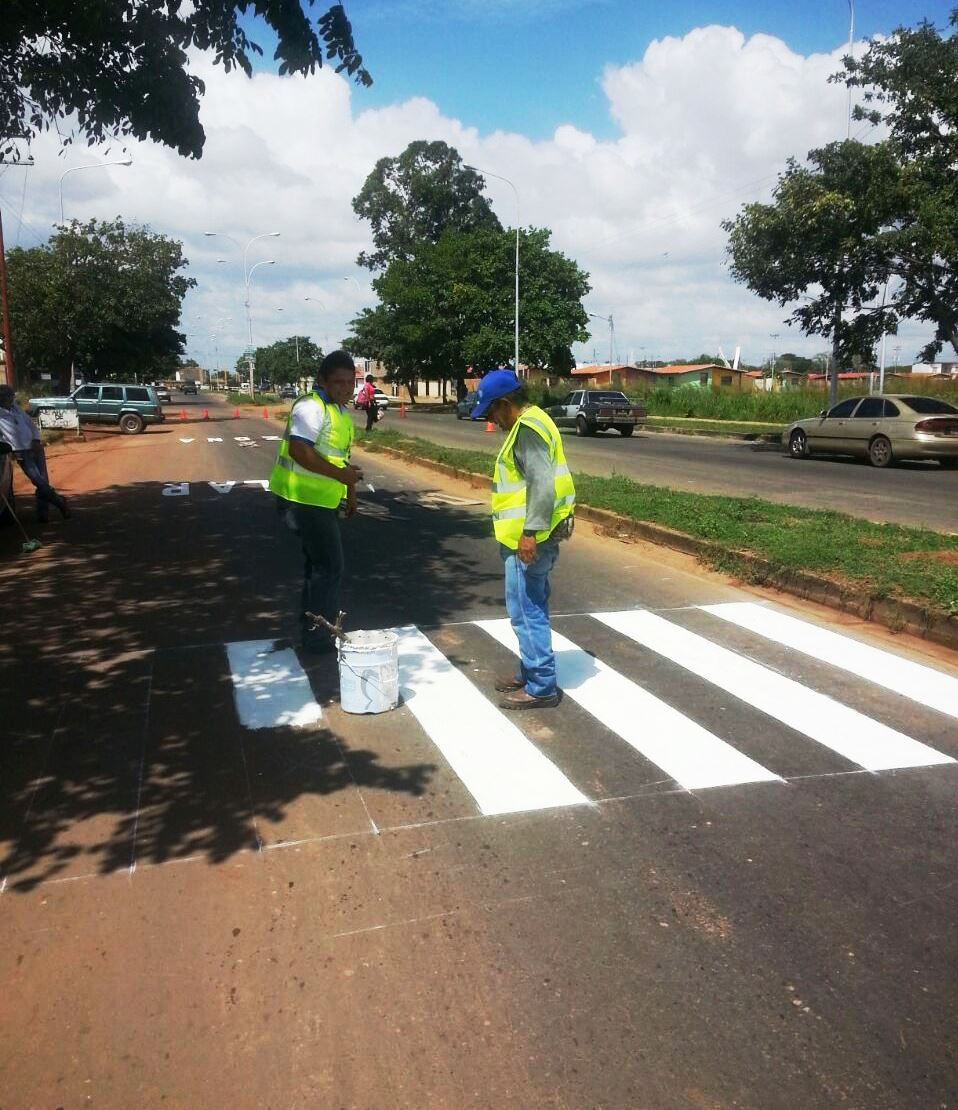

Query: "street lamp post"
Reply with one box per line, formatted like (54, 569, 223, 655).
(846, 0, 855, 139)
(467, 166, 520, 373)
(245, 259, 276, 394)
(58, 157, 133, 224)
(587, 311, 615, 367)
(205, 230, 280, 393)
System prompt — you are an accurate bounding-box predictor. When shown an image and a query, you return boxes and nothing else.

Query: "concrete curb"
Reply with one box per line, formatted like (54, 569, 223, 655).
(642, 424, 783, 444)
(359, 441, 958, 653)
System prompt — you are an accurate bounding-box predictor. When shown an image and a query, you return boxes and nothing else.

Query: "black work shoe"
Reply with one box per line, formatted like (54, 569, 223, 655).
(494, 673, 524, 692)
(499, 689, 561, 711)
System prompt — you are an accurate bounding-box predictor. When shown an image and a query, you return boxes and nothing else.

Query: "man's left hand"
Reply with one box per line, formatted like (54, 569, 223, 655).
(517, 534, 538, 565)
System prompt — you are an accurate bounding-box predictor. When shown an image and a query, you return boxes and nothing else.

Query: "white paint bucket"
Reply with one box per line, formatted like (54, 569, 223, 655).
(339, 629, 400, 714)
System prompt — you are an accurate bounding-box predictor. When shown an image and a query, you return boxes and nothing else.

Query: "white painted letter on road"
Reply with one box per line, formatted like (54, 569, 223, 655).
(162, 482, 190, 497)
(208, 481, 236, 494)
(244, 479, 269, 490)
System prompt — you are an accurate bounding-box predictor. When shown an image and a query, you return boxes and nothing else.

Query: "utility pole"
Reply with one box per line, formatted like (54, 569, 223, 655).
(0, 207, 16, 391)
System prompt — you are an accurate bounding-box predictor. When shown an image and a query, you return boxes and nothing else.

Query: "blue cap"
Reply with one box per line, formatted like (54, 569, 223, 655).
(471, 369, 521, 419)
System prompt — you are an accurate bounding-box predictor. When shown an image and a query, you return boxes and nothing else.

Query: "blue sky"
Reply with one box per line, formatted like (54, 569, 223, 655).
(248, 0, 955, 140)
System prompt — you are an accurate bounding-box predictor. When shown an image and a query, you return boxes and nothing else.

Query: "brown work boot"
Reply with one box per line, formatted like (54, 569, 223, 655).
(494, 673, 524, 692)
(499, 689, 561, 711)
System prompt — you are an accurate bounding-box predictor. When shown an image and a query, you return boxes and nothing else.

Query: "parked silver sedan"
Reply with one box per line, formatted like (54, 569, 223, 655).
(784, 394, 958, 468)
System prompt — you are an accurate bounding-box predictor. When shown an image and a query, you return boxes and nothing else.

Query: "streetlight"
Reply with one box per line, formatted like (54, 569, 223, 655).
(58, 157, 133, 224)
(467, 165, 520, 373)
(587, 311, 615, 367)
(205, 230, 280, 381)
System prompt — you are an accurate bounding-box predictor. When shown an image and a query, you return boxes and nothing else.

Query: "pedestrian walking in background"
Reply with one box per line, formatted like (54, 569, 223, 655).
(269, 351, 364, 654)
(358, 374, 379, 432)
(471, 370, 575, 709)
(0, 385, 70, 523)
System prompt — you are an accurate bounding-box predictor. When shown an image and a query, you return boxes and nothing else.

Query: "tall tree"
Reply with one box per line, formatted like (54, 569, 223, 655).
(1, 2, 371, 161)
(347, 226, 589, 397)
(352, 141, 501, 270)
(839, 9, 958, 358)
(238, 335, 322, 384)
(7, 218, 195, 382)
(723, 140, 906, 402)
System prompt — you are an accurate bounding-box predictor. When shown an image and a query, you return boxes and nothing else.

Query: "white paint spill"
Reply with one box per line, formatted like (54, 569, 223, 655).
(162, 482, 189, 497)
(394, 625, 588, 816)
(208, 481, 236, 494)
(702, 602, 958, 724)
(474, 619, 780, 791)
(595, 610, 955, 772)
(225, 640, 323, 730)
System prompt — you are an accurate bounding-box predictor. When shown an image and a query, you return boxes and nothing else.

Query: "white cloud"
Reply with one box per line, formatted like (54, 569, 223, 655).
(3, 25, 937, 371)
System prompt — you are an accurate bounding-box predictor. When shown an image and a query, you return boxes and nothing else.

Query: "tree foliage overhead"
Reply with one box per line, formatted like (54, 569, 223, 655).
(347, 226, 589, 392)
(1, 2, 371, 161)
(839, 7, 958, 359)
(723, 141, 906, 366)
(7, 218, 195, 380)
(352, 141, 501, 271)
(237, 335, 322, 384)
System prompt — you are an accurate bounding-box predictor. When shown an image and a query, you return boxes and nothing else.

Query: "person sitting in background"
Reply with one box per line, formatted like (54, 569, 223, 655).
(0, 386, 69, 523)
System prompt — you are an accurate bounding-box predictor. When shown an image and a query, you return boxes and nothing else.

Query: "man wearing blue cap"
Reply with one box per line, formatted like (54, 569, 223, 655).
(472, 370, 575, 709)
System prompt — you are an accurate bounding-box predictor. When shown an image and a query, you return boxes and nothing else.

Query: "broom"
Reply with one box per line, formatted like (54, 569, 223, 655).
(0, 488, 42, 553)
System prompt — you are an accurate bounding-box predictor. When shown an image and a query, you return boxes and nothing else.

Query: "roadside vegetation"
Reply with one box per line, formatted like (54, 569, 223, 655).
(356, 428, 958, 617)
(226, 390, 279, 408)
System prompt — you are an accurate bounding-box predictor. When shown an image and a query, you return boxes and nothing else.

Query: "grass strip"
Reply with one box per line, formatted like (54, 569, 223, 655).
(357, 427, 958, 616)
(645, 416, 784, 437)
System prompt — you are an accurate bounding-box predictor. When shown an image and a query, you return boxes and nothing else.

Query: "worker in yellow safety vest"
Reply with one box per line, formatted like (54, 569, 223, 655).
(269, 350, 364, 653)
(472, 369, 575, 709)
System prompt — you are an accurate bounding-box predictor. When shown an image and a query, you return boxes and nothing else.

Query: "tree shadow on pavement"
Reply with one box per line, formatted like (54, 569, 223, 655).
(0, 478, 499, 892)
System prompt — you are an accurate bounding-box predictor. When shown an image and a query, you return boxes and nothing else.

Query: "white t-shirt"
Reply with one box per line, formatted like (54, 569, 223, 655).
(289, 396, 329, 443)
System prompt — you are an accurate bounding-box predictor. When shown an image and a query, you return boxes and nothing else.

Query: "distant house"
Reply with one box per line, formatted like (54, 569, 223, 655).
(647, 363, 754, 391)
(569, 364, 651, 389)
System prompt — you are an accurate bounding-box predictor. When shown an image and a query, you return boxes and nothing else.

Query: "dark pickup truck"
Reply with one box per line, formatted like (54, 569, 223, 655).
(547, 389, 647, 437)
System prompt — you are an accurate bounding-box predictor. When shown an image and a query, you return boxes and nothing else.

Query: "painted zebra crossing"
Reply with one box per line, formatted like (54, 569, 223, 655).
(226, 603, 958, 820)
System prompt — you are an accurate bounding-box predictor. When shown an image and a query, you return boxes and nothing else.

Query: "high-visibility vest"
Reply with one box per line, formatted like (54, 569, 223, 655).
(268, 392, 354, 509)
(490, 405, 575, 549)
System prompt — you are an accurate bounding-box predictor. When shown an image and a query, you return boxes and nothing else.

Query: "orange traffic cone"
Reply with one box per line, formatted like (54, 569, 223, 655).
(263, 407, 268, 419)
(203, 408, 209, 421)
(180, 408, 187, 421)
(233, 407, 239, 419)
(400, 402, 406, 418)
(485, 420, 495, 433)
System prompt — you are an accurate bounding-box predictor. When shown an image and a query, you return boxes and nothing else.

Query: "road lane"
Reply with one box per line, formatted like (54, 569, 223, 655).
(389, 409, 958, 531)
(4, 401, 958, 1107)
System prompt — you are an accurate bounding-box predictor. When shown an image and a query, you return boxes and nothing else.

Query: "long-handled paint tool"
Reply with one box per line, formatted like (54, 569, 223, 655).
(0, 488, 42, 553)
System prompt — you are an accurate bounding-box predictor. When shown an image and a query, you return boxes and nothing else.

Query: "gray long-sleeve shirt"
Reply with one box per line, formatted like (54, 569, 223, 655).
(513, 424, 555, 534)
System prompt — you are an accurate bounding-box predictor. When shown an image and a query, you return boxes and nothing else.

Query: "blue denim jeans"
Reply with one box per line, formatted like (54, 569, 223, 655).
(500, 539, 561, 698)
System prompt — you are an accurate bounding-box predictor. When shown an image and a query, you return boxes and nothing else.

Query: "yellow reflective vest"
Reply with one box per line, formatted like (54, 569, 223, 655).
(268, 392, 354, 509)
(491, 405, 575, 549)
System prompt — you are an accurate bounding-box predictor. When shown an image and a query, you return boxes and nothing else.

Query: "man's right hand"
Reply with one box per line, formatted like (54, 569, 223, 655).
(342, 463, 364, 487)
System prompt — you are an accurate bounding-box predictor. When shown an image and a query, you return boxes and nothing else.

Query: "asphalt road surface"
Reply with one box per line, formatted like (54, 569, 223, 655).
(390, 408, 958, 532)
(2, 392, 958, 1108)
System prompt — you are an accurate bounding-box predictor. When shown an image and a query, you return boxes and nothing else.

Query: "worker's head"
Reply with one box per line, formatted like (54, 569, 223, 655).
(471, 368, 526, 430)
(318, 350, 356, 406)
(365, 374, 374, 384)
(0, 385, 15, 410)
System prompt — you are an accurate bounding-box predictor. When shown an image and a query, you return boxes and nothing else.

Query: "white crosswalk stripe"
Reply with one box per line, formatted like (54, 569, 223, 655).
(701, 602, 958, 723)
(594, 610, 955, 772)
(394, 626, 588, 816)
(222, 609, 957, 823)
(473, 619, 781, 791)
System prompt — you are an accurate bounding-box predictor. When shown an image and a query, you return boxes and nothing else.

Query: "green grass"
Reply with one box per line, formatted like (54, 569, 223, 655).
(356, 428, 958, 616)
(645, 416, 784, 437)
(226, 390, 278, 407)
